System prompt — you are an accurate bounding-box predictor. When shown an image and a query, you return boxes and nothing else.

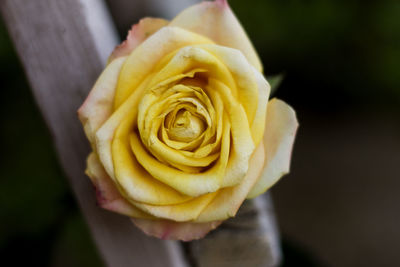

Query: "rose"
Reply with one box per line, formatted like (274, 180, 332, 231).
(78, 0, 298, 241)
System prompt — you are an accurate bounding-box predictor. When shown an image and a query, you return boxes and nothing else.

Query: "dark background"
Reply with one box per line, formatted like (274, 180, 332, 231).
(1, 0, 399, 266)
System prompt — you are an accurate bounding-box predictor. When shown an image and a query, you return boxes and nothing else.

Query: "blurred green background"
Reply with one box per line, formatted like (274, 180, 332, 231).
(1, 0, 399, 266)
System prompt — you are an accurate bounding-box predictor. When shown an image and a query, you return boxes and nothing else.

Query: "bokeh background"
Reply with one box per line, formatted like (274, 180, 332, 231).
(1, 0, 399, 266)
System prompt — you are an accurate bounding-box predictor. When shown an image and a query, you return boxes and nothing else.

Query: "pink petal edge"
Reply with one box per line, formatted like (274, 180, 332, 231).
(108, 17, 168, 63)
(86, 153, 152, 218)
(132, 218, 222, 241)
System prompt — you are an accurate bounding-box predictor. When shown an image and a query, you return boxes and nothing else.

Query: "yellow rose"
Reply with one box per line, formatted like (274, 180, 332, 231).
(78, 0, 298, 241)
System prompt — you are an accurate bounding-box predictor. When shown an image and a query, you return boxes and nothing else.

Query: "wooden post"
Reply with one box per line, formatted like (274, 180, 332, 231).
(1, 0, 282, 266)
(188, 195, 282, 267)
(0, 1, 187, 266)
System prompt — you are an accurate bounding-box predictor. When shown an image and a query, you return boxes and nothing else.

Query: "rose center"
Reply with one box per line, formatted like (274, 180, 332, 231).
(168, 109, 205, 142)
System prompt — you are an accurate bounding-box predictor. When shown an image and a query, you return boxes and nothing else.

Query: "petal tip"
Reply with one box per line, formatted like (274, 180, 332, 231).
(216, 0, 229, 7)
(109, 17, 168, 63)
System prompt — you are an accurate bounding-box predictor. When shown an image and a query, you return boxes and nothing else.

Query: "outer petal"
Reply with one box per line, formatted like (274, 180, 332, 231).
(108, 18, 168, 63)
(132, 190, 218, 222)
(131, 218, 222, 241)
(247, 99, 299, 198)
(250, 67, 271, 147)
(85, 153, 152, 219)
(170, 0, 262, 72)
(196, 140, 266, 222)
(78, 56, 126, 144)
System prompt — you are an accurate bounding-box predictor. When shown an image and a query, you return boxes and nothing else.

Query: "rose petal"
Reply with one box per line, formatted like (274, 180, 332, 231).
(132, 190, 218, 222)
(198, 44, 270, 147)
(114, 27, 213, 108)
(111, 135, 192, 205)
(247, 98, 299, 198)
(198, 44, 260, 130)
(208, 79, 255, 187)
(131, 218, 222, 241)
(250, 66, 271, 146)
(85, 153, 152, 219)
(108, 18, 168, 63)
(127, 115, 230, 197)
(78, 56, 126, 145)
(143, 45, 236, 94)
(170, 0, 262, 72)
(196, 140, 266, 222)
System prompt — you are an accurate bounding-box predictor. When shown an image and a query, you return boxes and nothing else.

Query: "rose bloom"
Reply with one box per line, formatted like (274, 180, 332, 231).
(78, 0, 298, 241)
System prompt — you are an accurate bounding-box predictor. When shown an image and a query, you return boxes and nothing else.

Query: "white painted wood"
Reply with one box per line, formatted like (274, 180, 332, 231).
(148, 0, 199, 20)
(0, 1, 187, 266)
(80, 0, 119, 65)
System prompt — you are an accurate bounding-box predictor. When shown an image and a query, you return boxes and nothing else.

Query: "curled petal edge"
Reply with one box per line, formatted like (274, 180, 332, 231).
(78, 57, 126, 145)
(247, 98, 299, 199)
(170, 0, 262, 72)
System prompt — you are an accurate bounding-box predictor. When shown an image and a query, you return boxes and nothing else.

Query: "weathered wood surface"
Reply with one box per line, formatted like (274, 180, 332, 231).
(188, 195, 281, 267)
(0, 1, 187, 266)
(1, 0, 282, 266)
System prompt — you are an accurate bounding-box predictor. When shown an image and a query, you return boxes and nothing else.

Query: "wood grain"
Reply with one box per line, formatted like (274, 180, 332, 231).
(188, 195, 282, 267)
(0, 1, 187, 266)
